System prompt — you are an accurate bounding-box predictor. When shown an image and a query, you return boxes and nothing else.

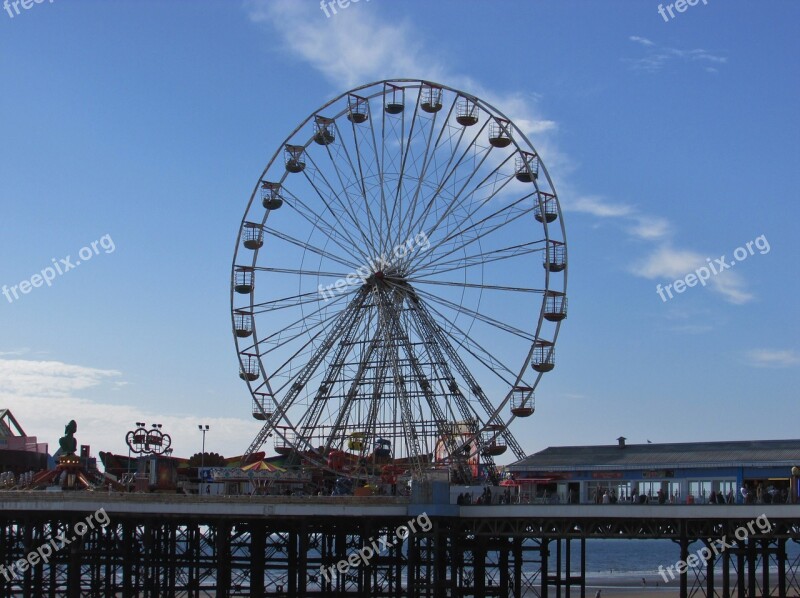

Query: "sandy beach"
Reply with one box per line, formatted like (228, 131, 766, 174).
(580, 574, 678, 598)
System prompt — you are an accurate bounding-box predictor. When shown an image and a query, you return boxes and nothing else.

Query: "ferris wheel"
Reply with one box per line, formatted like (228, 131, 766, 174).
(231, 79, 567, 484)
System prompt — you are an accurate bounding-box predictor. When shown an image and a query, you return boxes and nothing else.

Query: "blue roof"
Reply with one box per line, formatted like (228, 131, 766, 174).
(509, 439, 800, 472)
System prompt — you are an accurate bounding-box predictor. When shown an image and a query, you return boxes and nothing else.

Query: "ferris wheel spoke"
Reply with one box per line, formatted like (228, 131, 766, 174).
(387, 85, 428, 256)
(415, 298, 521, 387)
(237, 306, 332, 356)
(251, 288, 349, 323)
(414, 184, 531, 270)
(411, 241, 545, 278)
(254, 307, 339, 357)
(408, 278, 545, 295)
(262, 293, 360, 383)
(252, 266, 350, 278)
(411, 192, 539, 274)
(328, 116, 380, 252)
(410, 298, 526, 460)
(387, 87, 447, 254)
(265, 319, 340, 386)
(263, 226, 360, 272)
(389, 95, 461, 252)
(379, 96, 413, 257)
(345, 98, 388, 255)
(401, 118, 492, 252)
(402, 140, 515, 254)
(297, 165, 377, 266)
(377, 99, 404, 257)
(279, 187, 368, 266)
(407, 284, 536, 342)
(401, 125, 502, 255)
(305, 134, 382, 257)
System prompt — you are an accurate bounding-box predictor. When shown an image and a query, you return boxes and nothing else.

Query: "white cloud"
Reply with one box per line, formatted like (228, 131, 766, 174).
(626, 37, 727, 73)
(629, 36, 655, 47)
(569, 195, 634, 218)
(628, 216, 671, 241)
(0, 359, 121, 396)
(0, 348, 30, 357)
(0, 359, 260, 461)
(635, 246, 704, 279)
(746, 349, 800, 368)
(245, 0, 442, 88)
(633, 245, 754, 304)
(711, 272, 754, 305)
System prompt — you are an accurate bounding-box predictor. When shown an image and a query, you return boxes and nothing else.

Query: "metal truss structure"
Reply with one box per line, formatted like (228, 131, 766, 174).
(1, 503, 798, 597)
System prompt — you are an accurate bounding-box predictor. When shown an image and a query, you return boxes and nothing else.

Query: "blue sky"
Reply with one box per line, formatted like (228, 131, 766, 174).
(0, 0, 798, 462)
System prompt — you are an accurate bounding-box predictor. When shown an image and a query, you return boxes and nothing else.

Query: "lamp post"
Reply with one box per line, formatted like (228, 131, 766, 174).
(198, 425, 210, 470)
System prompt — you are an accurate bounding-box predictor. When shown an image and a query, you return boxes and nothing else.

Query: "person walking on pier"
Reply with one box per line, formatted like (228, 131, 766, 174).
(595, 589, 602, 598)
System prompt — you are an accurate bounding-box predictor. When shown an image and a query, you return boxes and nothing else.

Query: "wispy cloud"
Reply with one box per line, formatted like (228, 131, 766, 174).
(0, 348, 30, 357)
(746, 349, 800, 368)
(246, 0, 443, 88)
(625, 36, 727, 73)
(632, 245, 753, 304)
(567, 197, 671, 241)
(629, 36, 655, 47)
(570, 195, 634, 218)
(628, 216, 671, 241)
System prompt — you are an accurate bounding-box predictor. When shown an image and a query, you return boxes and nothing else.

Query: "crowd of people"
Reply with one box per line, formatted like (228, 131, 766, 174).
(456, 486, 514, 505)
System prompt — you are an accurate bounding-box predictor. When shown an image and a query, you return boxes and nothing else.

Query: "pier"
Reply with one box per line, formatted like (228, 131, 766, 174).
(0, 494, 797, 597)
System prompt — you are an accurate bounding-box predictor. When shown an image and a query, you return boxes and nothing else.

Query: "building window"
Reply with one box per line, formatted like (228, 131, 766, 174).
(718, 480, 737, 503)
(688, 481, 712, 503)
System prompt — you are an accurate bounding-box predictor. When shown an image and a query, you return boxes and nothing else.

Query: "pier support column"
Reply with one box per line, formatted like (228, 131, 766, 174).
(249, 524, 265, 598)
(705, 540, 715, 598)
(777, 538, 787, 598)
(747, 538, 757, 598)
(512, 537, 522, 598)
(288, 526, 298, 597)
(679, 535, 689, 598)
(474, 536, 486, 597)
(722, 544, 730, 598)
(541, 538, 549, 598)
(122, 520, 135, 598)
(297, 523, 308, 597)
(215, 521, 231, 598)
(498, 538, 510, 597)
(433, 522, 448, 598)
